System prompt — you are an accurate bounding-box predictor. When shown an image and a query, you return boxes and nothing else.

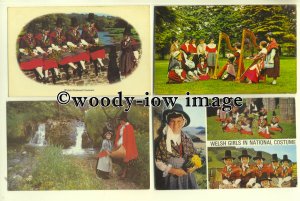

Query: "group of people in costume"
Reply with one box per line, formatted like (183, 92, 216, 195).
(96, 112, 138, 180)
(216, 102, 283, 139)
(155, 104, 201, 189)
(18, 13, 139, 84)
(219, 149, 293, 188)
(167, 32, 280, 84)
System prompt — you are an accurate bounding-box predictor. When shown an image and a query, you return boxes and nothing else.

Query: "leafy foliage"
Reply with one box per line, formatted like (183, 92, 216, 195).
(155, 5, 296, 58)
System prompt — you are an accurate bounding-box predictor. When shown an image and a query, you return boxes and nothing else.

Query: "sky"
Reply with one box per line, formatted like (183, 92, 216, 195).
(177, 98, 206, 127)
(238, 145, 297, 162)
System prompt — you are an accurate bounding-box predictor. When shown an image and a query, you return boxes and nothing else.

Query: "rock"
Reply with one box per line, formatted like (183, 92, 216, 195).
(9, 159, 21, 166)
(22, 151, 27, 155)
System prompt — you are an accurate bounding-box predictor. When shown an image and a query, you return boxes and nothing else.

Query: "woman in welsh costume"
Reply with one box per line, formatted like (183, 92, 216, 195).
(50, 17, 77, 80)
(35, 21, 60, 83)
(18, 24, 46, 82)
(65, 17, 90, 79)
(81, 13, 106, 77)
(155, 104, 199, 189)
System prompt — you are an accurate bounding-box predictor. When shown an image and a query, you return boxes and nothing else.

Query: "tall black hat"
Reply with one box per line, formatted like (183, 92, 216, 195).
(41, 21, 50, 31)
(56, 17, 63, 28)
(272, 111, 276, 116)
(222, 150, 235, 160)
(171, 36, 178, 43)
(238, 149, 252, 159)
(87, 13, 95, 23)
(259, 172, 271, 182)
(71, 17, 79, 27)
(272, 154, 279, 162)
(280, 155, 291, 163)
(253, 151, 265, 161)
(162, 104, 190, 127)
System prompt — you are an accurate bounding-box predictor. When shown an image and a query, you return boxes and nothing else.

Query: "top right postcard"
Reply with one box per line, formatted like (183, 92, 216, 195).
(154, 5, 296, 94)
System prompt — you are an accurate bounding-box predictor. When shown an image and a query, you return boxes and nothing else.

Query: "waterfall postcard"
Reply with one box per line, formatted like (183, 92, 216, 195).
(153, 5, 296, 94)
(6, 101, 149, 190)
(8, 6, 150, 97)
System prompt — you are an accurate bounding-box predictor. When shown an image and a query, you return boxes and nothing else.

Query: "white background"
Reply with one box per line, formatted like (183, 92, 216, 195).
(0, 0, 299, 201)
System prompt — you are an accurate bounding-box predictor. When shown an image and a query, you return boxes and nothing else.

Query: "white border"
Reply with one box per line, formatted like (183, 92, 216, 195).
(1, 1, 299, 201)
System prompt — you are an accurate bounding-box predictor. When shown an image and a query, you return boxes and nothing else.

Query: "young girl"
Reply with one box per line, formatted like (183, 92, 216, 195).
(243, 41, 268, 84)
(96, 127, 113, 179)
(270, 111, 283, 133)
(221, 56, 236, 81)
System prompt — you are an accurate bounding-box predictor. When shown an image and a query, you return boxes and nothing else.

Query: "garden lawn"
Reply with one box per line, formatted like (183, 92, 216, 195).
(154, 57, 296, 94)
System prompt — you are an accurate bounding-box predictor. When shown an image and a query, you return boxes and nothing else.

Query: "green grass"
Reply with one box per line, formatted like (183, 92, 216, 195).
(207, 115, 296, 141)
(21, 146, 104, 190)
(154, 57, 296, 94)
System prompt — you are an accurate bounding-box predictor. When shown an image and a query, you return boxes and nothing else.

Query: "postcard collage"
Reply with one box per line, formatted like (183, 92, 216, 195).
(0, 0, 298, 201)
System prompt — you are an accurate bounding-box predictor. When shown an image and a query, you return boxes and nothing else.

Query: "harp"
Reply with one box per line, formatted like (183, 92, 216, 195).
(212, 32, 236, 79)
(236, 28, 260, 81)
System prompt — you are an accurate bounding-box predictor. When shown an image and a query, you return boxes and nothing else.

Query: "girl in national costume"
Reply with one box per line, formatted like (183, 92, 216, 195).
(65, 17, 90, 78)
(81, 13, 106, 77)
(196, 37, 209, 79)
(268, 154, 283, 187)
(96, 127, 113, 180)
(238, 150, 256, 188)
(221, 56, 236, 81)
(18, 24, 46, 82)
(280, 155, 293, 187)
(50, 18, 77, 80)
(119, 26, 139, 77)
(219, 150, 241, 189)
(35, 22, 60, 84)
(258, 115, 270, 139)
(252, 151, 270, 188)
(270, 111, 283, 132)
(265, 32, 280, 85)
(240, 117, 253, 135)
(242, 41, 268, 84)
(155, 104, 199, 189)
(167, 37, 187, 83)
(206, 37, 217, 75)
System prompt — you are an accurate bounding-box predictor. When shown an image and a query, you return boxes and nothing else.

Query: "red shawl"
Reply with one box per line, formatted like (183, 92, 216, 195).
(114, 123, 138, 162)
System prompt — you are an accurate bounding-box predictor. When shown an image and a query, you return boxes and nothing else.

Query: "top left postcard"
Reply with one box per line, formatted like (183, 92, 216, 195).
(7, 6, 150, 97)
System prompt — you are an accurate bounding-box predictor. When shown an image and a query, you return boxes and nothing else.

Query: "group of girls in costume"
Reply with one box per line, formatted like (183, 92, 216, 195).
(219, 149, 294, 189)
(18, 13, 139, 84)
(167, 32, 279, 84)
(216, 104, 283, 139)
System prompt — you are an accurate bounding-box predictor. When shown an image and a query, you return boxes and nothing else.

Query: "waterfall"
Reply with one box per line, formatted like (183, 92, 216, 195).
(30, 123, 46, 146)
(63, 123, 86, 155)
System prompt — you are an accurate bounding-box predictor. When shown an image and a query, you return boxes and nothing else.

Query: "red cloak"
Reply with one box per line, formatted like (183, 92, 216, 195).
(114, 123, 138, 162)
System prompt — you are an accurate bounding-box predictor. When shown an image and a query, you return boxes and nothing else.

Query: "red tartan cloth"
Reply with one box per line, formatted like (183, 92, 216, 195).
(259, 132, 271, 139)
(20, 58, 43, 70)
(168, 70, 187, 83)
(97, 150, 108, 158)
(270, 127, 282, 131)
(43, 59, 58, 70)
(224, 127, 238, 133)
(244, 68, 259, 83)
(114, 123, 138, 162)
(72, 52, 90, 63)
(199, 74, 210, 80)
(59, 56, 74, 65)
(90, 49, 106, 60)
(240, 129, 253, 135)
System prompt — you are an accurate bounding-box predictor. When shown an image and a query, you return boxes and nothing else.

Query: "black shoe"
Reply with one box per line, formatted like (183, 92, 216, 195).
(43, 77, 50, 84)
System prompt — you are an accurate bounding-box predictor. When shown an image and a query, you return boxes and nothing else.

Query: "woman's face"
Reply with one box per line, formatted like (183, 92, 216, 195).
(272, 161, 279, 167)
(283, 161, 289, 167)
(255, 159, 263, 165)
(261, 180, 270, 188)
(241, 157, 249, 165)
(27, 33, 33, 38)
(224, 158, 233, 166)
(168, 116, 185, 134)
(210, 39, 214, 43)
